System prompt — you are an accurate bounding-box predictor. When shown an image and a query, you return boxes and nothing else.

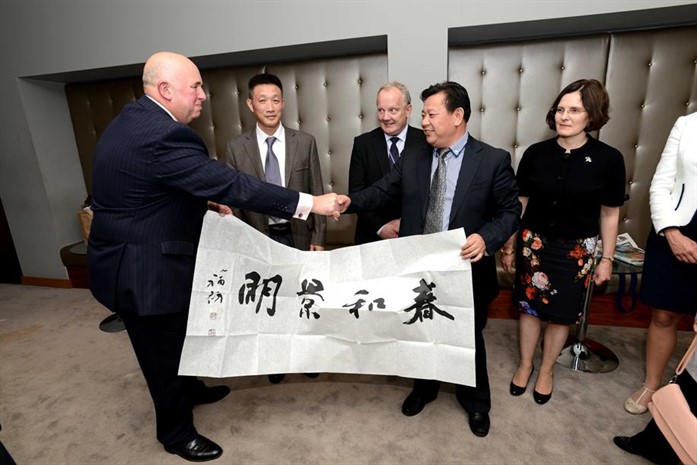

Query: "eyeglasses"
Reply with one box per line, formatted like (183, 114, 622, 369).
(550, 107, 586, 116)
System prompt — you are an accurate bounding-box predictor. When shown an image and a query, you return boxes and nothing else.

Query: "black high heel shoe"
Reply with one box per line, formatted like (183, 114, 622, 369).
(533, 371, 553, 404)
(533, 373, 553, 404)
(509, 364, 534, 396)
(533, 389, 552, 404)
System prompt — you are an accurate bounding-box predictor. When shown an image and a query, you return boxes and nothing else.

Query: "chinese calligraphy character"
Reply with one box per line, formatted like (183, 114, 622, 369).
(207, 290, 223, 304)
(206, 269, 228, 304)
(297, 278, 325, 319)
(403, 278, 454, 324)
(342, 289, 386, 319)
(238, 271, 283, 316)
(207, 269, 228, 288)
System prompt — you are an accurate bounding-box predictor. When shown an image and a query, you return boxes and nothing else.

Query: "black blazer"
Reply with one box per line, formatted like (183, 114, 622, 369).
(348, 126, 426, 244)
(348, 135, 521, 306)
(88, 96, 300, 317)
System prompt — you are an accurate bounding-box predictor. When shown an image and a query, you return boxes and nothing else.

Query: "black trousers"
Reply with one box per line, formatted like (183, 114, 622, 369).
(410, 300, 491, 414)
(268, 222, 294, 248)
(633, 369, 697, 465)
(120, 311, 208, 447)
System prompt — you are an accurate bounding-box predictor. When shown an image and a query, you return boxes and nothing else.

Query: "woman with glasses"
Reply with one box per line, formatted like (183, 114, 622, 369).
(501, 79, 626, 404)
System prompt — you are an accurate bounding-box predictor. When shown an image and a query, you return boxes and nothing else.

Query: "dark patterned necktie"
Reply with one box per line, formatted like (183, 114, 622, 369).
(423, 148, 449, 234)
(388, 136, 400, 165)
(265, 136, 282, 186)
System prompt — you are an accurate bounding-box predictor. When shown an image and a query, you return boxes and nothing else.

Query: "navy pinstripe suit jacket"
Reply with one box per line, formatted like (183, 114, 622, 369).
(88, 96, 300, 316)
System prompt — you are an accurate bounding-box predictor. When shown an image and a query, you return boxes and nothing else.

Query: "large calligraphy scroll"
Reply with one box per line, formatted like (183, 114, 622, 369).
(179, 212, 476, 386)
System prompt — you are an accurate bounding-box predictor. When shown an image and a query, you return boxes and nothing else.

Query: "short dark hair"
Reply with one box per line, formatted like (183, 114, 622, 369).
(248, 73, 283, 99)
(545, 79, 610, 132)
(421, 81, 471, 122)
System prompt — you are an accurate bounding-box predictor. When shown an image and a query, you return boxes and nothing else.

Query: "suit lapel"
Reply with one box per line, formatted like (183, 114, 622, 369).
(404, 126, 419, 151)
(284, 128, 297, 185)
(243, 131, 265, 180)
(450, 137, 484, 223)
(417, 145, 435, 224)
(371, 129, 391, 175)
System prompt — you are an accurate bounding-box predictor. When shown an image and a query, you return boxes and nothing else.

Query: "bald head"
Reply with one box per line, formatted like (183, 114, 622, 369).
(142, 51, 206, 124)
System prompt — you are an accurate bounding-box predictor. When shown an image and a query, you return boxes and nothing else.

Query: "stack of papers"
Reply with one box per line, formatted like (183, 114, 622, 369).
(597, 233, 645, 266)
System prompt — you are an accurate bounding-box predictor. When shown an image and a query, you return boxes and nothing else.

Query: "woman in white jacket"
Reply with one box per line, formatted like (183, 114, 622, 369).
(624, 112, 697, 415)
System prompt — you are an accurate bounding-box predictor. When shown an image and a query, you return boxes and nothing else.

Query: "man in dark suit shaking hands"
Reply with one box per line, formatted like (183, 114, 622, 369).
(88, 51, 342, 462)
(348, 82, 426, 244)
(343, 81, 520, 437)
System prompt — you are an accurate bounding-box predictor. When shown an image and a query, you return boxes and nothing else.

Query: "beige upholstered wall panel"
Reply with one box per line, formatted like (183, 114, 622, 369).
(67, 27, 695, 255)
(449, 26, 696, 291)
(66, 53, 387, 246)
(449, 26, 696, 247)
(66, 78, 144, 194)
(449, 35, 610, 171)
(601, 26, 697, 247)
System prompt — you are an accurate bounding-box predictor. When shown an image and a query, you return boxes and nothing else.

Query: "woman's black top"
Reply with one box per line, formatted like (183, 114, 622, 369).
(517, 136, 626, 240)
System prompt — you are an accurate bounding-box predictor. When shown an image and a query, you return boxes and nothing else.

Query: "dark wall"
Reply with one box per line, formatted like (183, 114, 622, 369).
(0, 198, 22, 284)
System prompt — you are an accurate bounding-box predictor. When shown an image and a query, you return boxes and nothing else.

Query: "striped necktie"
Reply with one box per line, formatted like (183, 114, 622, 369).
(388, 136, 400, 165)
(423, 148, 449, 234)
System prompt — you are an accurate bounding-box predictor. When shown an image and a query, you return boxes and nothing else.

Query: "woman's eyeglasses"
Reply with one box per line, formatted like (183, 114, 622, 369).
(550, 107, 586, 116)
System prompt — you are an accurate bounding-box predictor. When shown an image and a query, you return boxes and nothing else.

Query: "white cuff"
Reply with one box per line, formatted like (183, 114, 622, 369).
(293, 193, 313, 221)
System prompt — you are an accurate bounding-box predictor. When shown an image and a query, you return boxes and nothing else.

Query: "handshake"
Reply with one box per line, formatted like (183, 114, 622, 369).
(311, 193, 351, 221)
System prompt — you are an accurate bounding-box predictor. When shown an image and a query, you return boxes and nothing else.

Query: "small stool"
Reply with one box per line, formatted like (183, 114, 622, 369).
(59, 241, 89, 288)
(60, 241, 126, 333)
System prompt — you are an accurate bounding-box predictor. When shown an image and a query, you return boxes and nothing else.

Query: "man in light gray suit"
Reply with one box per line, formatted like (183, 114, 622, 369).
(223, 72, 325, 384)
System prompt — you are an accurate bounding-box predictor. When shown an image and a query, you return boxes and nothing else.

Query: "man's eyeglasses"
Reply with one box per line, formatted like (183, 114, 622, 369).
(550, 107, 586, 116)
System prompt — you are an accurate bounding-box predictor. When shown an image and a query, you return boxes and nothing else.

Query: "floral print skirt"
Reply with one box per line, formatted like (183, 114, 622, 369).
(513, 228, 597, 325)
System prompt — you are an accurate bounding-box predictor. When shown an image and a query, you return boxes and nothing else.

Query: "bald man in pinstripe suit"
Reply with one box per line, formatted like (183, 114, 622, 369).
(88, 52, 341, 462)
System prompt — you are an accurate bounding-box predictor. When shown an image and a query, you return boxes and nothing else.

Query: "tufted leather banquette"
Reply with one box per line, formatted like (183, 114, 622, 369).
(65, 25, 696, 291)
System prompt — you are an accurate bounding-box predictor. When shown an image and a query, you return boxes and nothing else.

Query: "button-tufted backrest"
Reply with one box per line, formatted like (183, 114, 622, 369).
(66, 53, 388, 246)
(67, 26, 696, 259)
(449, 26, 697, 250)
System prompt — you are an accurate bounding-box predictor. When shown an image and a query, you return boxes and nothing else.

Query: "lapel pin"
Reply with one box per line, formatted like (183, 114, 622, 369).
(585, 157, 592, 163)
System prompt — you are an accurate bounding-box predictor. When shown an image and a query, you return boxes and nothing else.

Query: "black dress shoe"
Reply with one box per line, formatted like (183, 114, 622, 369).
(401, 392, 436, 417)
(268, 374, 285, 384)
(164, 434, 222, 462)
(613, 436, 646, 457)
(468, 412, 490, 437)
(533, 388, 552, 405)
(509, 364, 534, 396)
(193, 385, 230, 406)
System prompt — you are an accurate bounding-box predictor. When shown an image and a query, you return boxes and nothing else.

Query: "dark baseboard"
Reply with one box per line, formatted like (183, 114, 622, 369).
(20, 276, 72, 288)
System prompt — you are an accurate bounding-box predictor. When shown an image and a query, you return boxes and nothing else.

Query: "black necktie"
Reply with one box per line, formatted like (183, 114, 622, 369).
(388, 137, 400, 165)
(423, 149, 449, 234)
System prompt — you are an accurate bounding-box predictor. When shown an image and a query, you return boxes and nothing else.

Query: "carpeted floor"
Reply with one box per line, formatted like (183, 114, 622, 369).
(0, 283, 691, 465)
